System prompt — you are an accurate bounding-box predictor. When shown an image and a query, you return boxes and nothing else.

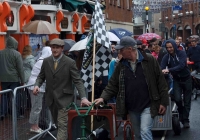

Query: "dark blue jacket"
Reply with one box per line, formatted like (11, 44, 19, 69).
(161, 39, 190, 79)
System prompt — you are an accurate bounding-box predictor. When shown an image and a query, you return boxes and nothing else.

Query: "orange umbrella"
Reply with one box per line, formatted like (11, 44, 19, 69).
(22, 20, 59, 34)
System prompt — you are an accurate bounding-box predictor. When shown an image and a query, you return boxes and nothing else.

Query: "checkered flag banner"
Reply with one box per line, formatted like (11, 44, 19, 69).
(94, 0, 110, 48)
(81, 46, 112, 89)
(81, 0, 111, 89)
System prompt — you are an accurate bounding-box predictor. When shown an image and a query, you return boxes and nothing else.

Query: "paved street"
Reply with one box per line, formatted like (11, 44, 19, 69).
(41, 96, 200, 140)
(153, 98, 200, 140)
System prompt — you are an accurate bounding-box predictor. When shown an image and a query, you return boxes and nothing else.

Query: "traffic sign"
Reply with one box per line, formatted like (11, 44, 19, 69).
(172, 5, 182, 11)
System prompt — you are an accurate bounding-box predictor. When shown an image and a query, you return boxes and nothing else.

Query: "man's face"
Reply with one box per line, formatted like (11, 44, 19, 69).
(178, 37, 182, 43)
(191, 40, 197, 47)
(119, 47, 130, 59)
(166, 43, 174, 54)
(175, 40, 180, 46)
(119, 47, 136, 60)
(51, 45, 64, 58)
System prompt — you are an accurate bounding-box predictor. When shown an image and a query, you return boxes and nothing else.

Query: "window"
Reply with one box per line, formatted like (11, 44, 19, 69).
(117, 0, 121, 7)
(127, 0, 130, 10)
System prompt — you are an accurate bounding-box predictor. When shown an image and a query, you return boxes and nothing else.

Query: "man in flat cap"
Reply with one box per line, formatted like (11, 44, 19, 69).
(33, 38, 91, 140)
(95, 36, 169, 140)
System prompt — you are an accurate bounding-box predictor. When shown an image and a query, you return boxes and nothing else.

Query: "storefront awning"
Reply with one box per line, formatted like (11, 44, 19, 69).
(62, 0, 94, 14)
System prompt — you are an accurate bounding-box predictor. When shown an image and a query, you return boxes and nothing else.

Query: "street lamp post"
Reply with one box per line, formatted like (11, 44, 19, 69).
(145, 6, 150, 33)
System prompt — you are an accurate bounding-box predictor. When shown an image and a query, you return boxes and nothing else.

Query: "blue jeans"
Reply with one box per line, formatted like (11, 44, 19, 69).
(0, 82, 20, 117)
(129, 107, 154, 140)
(173, 78, 192, 123)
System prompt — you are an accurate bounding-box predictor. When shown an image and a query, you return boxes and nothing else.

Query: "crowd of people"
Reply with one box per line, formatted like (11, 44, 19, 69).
(0, 33, 199, 140)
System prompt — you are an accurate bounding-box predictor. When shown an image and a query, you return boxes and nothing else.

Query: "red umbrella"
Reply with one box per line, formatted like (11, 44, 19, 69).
(137, 33, 161, 41)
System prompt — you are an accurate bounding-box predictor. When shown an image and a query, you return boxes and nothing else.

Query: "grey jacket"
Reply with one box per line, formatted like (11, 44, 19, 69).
(0, 36, 25, 83)
(23, 55, 35, 83)
(35, 55, 86, 109)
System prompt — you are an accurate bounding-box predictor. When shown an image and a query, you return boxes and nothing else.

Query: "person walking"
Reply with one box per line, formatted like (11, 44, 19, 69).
(27, 47, 52, 133)
(22, 45, 35, 84)
(33, 38, 91, 140)
(187, 37, 200, 70)
(161, 39, 192, 128)
(94, 36, 169, 140)
(0, 36, 25, 120)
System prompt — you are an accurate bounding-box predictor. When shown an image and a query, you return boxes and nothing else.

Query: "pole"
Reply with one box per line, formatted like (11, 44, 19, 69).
(144, 6, 149, 33)
(146, 10, 149, 33)
(91, 36, 96, 131)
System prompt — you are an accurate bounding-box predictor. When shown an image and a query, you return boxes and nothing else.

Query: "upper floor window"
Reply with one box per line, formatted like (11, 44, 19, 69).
(117, 0, 121, 7)
(127, 0, 130, 10)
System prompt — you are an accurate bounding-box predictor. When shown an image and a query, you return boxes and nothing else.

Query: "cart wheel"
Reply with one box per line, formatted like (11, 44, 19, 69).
(172, 116, 181, 135)
(125, 125, 132, 140)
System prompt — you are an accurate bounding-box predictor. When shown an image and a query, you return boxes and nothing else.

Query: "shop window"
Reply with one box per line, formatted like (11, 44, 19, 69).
(61, 17, 68, 29)
(6, 11, 14, 27)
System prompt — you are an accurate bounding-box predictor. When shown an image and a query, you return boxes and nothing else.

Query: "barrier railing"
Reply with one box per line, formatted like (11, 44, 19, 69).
(0, 89, 15, 140)
(13, 84, 55, 140)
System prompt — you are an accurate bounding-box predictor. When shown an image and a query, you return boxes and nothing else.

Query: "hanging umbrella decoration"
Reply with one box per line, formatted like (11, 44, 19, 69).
(137, 33, 161, 41)
(22, 20, 59, 34)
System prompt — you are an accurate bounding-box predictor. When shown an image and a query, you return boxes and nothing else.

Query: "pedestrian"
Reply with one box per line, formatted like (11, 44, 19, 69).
(151, 45, 160, 59)
(33, 38, 91, 140)
(0, 36, 25, 120)
(94, 36, 169, 140)
(187, 37, 200, 70)
(161, 39, 192, 128)
(22, 45, 35, 84)
(27, 47, 52, 133)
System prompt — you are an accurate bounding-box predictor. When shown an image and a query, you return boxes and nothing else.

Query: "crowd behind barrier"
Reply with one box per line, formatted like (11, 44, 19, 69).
(0, 84, 54, 140)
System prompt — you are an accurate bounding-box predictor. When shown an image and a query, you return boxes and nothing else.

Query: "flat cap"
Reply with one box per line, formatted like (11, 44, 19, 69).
(50, 38, 65, 46)
(114, 36, 137, 50)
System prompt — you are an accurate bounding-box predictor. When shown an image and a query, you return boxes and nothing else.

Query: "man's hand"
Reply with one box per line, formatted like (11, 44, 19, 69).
(81, 98, 92, 107)
(162, 69, 169, 74)
(94, 98, 104, 106)
(33, 86, 40, 95)
(159, 105, 166, 115)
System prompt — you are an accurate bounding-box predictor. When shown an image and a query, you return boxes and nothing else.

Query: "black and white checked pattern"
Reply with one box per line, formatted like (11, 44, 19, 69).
(94, 0, 110, 48)
(81, 46, 112, 89)
(81, 0, 111, 89)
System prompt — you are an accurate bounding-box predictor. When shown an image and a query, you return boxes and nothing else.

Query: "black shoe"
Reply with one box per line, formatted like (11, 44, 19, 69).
(183, 122, 190, 128)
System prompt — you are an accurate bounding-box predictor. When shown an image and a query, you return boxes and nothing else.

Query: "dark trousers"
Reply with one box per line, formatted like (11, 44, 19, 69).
(173, 78, 192, 123)
(0, 82, 20, 117)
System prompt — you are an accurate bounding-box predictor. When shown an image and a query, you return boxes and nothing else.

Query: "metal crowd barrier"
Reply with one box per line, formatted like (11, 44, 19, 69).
(0, 89, 15, 140)
(0, 84, 55, 140)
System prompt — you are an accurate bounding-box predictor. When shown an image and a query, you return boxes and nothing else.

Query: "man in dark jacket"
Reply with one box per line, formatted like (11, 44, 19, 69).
(187, 37, 200, 70)
(161, 39, 192, 128)
(95, 36, 169, 140)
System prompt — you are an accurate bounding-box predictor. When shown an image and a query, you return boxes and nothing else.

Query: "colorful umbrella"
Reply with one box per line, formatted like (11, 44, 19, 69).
(22, 20, 58, 34)
(137, 33, 161, 41)
(107, 32, 120, 42)
(109, 28, 133, 39)
(69, 37, 88, 52)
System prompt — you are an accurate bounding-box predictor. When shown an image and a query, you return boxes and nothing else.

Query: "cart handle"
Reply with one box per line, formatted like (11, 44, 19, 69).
(66, 102, 96, 117)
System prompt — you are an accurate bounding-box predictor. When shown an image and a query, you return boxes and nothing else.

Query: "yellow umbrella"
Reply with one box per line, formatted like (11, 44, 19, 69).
(22, 20, 59, 34)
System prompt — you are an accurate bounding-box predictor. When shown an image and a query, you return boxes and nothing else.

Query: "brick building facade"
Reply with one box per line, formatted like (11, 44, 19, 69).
(161, 2, 200, 42)
(104, 0, 133, 32)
